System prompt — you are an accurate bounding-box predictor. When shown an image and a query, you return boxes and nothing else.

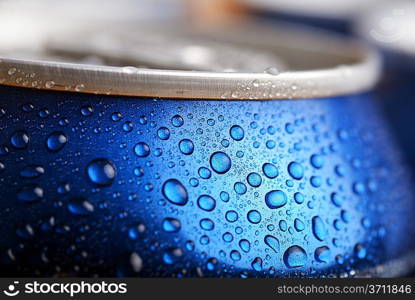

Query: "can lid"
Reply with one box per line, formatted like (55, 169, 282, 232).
(0, 21, 380, 100)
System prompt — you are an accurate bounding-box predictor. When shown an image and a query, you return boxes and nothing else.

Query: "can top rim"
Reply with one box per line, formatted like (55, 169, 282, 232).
(0, 23, 381, 100)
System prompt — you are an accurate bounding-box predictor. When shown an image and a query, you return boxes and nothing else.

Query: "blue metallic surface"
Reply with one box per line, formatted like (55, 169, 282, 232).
(0, 85, 414, 277)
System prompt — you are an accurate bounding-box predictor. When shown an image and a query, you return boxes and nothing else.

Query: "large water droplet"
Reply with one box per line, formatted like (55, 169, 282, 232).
(251, 257, 263, 271)
(354, 243, 367, 259)
(265, 190, 287, 209)
(247, 172, 262, 187)
(162, 217, 181, 233)
(197, 195, 216, 212)
(10, 130, 30, 149)
(262, 163, 278, 179)
(163, 248, 183, 265)
(315, 246, 331, 263)
(225, 210, 238, 222)
(310, 154, 324, 169)
(179, 139, 194, 155)
(134, 142, 150, 157)
(312, 216, 327, 241)
(210, 152, 231, 174)
(283, 245, 307, 268)
(68, 198, 94, 215)
(288, 162, 304, 180)
(87, 158, 116, 186)
(234, 182, 247, 195)
(264, 235, 280, 253)
(230, 125, 244, 141)
(46, 131, 67, 152)
(171, 115, 184, 127)
(162, 179, 188, 206)
(247, 210, 261, 224)
(200, 218, 214, 231)
(157, 127, 170, 140)
(17, 184, 43, 203)
(20, 165, 45, 178)
(294, 218, 305, 231)
(239, 239, 251, 253)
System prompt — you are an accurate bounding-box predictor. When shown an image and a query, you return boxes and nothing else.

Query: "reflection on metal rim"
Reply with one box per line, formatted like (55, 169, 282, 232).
(0, 23, 381, 100)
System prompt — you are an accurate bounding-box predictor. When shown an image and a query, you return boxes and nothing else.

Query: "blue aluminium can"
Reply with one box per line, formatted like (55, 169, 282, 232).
(0, 22, 414, 278)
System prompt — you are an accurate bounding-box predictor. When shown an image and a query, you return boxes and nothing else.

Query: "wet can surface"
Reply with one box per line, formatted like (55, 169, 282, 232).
(0, 22, 414, 277)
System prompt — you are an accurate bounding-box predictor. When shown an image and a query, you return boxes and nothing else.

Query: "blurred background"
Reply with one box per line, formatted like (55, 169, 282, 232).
(0, 0, 414, 174)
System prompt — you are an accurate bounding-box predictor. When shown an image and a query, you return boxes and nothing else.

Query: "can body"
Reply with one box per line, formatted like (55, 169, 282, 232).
(0, 84, 414, 277)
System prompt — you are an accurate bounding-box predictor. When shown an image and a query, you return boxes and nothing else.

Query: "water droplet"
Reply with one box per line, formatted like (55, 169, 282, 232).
(230, 250, 241, 261)
(247, 210, 261, 224)
(198, 167, 212, 179)
(157, 127, 170, 140)
(129, 252, 143, 273)
(230, 125, 244, 141)
(234, 182, 247, 195)
(123, 121, 133, 132)
(220, 191, 230, 202)
(248, 257, 263, 273)
(262, 163, 278, 179)
(17, 184, 43, 203)
(128, 223, 146, 240)
(288, 162, 304, 180)
(111, 112, 122, 121)
(45, 80, 55, 88)
(315, 246, 331, 263)
(310, 176, 322, 187)
(264, 235, 280, 253)
(162, 179, 188, 206)
(310, 154, 324, 169)
(68, 198, 94, 215)
(87, 158, 116, 186)
(179, 139, 194, 155)
(162, 217, 181, 233)
(223, 232, 234, 242)
(283, 245, 307, 268)
(225, 210, 238, 222)
(197, 195, 216, 212)
(75, 83, 85, 92)
(163, 248, 182, 265)
(247, 172, 262, 187)
(285, 123, 294, 134)
(312, 216, 326, 241)
(8, 67, 17, 75)
(239, 239, 251, 253)
(264, 66, 280, 75)
(210, 152, 231, 174)
(10, 130, 30, 149)
(265, 190, 287, 209)
(171, 115, 184, 127)
(21, 103, 34, 112)
(20, 165, 45, 178)
(134, 142, 150, 157)
(294, 192, 304, 204)
(200, 218, 214, 231)
(294, 218, 305, 231)
(266, 140, 276, 149)
(57, 183, 71, 194)
(354, 243, 367, 259)
(80, 105, 93, 116)
(330, 192, 342, 207)
(46, 131, 67, 152)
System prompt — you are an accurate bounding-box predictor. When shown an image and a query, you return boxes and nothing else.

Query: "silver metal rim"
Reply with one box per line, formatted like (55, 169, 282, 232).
(0, 24, 381, 100)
